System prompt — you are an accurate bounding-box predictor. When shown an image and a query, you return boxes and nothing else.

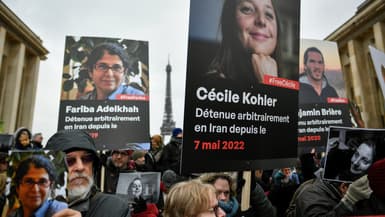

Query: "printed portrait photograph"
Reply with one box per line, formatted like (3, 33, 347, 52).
(115, 172, 160, 203)
(6, 151, 68, 216)
(187, 0, 300, 88)
(57, 36, 151, 150)
(299, 40, 347, 105)
(60, 36, 149, 101)
(323, 126, 385, 183)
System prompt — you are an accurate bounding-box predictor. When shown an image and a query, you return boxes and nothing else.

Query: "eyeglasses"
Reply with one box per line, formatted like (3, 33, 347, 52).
(216, 190, 230, 197)
(21, 178, 50, 188)
(94, 63, 124, 74)
(65, 154, 94, 167)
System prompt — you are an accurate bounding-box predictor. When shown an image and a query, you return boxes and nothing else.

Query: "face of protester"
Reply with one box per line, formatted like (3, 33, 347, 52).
(89, 51, 125, 100)
(151, 136, 161, 150)
(213, 178, 231, 202)
(197, 190, 226, 217)
(304, 51, 325, 82)
(131, 179, 143, 198)
(65, 150, 94, 199)
(19, 131, 30, 146)
(111, 151, 129, 169)
(33, 135, 43, 144)
(135, 156, 146, 166)
(236, 0, 277, 56)
(350, 142, 374, 175)
(282, 167, 291, 176)
(16, 166, 51, 214)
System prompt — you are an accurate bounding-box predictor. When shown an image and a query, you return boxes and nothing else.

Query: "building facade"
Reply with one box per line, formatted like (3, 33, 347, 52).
(0, 2, 48, 133)
(326, 0, 385, 128)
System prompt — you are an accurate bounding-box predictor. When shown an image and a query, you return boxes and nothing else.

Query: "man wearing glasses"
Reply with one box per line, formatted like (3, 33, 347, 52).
(46, 130, 130, 217)
(80, 42, 144, 100)
(103, 150, 134, 194)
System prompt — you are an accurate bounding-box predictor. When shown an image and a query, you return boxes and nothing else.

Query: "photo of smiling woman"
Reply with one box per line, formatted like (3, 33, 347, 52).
(349, 140, 376, 177)
(127, 177, 143, 200)
(200, 0, 298, 88)
(58, 36, 150, 150)
(115, 172, 160, 203)
(60, 36, 149, 101)
(181, 0, 300, 173)
(323, 127, 385, 183)
(80, 42, 144, 100)
(8, 155, 67, 217)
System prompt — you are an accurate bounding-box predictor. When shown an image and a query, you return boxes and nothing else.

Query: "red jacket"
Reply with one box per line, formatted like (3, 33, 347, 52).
(132, 203, 159, 217)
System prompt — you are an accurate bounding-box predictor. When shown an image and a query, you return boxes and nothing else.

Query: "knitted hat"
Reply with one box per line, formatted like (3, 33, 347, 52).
(131, 151, 146, 161)
(367, 158, 385, 199)
(172, 128, 183, 138)
(162, 169, 177, 189)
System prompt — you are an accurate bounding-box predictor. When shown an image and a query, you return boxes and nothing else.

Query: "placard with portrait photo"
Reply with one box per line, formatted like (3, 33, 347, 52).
(57, 36, 150, 150)
(7, 151, 68, 216)
(182, 0, 300, 173)
(115, 172, 160, 203)
(323, 126, 385, 183)
(298, 39, 351, 154)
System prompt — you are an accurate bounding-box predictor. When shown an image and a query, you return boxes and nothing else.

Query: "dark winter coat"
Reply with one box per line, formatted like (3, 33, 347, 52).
(299, 74, 339, 104)
(239, 183, 276, 217)
(295, 178, 352, 217)
(103, 157, 135, 194)
(158, 137, 182, 174)
(69, 185, 130, 217)
(145, 148, 163, 172)
(353, 193, 385, 215)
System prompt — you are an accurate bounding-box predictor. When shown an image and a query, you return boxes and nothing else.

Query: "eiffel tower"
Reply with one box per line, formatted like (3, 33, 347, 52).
(160, 58, 175, 137)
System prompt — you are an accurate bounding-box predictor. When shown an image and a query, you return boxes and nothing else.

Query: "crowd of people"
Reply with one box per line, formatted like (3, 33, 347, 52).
(0, 1, 382, 215)
(0, 126, 383, 217)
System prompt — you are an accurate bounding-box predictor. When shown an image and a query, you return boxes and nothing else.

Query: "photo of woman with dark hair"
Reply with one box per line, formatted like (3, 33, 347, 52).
(80, 42, 144, 100)
(8, 155, 67, 217)
(323, 127, 382, 182)
(349, 140, 376, 176)
(182, 0, 300, 173)
(205, 0, 286, 87)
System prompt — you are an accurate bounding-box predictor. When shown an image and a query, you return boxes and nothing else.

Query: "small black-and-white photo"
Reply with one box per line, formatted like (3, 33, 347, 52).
(323, 126, 385, 182)
(115, 172, 160, 203)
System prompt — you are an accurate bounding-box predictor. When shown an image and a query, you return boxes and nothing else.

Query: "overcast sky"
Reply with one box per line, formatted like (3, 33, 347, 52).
(3, 0, 364, 142)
